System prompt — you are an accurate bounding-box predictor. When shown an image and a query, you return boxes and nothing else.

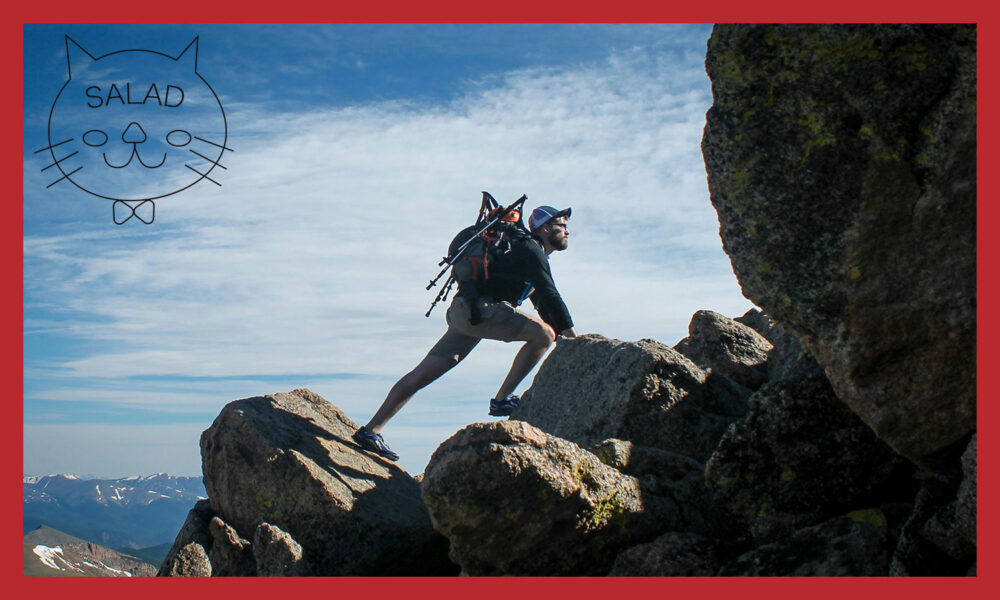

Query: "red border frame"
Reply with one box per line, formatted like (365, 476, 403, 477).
(7, 2, 992, 597)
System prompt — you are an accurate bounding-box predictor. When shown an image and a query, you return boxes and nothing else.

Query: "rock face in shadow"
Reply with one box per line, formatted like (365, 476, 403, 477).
(705, 372, 915, 544)
(890, 434, 977, 575)
(510, 334, 751, 462)
(720, 511, 892, 576)
(609, 531, 722, 576)
(702, 24, 976, 462)
(159, 388, 454, 576)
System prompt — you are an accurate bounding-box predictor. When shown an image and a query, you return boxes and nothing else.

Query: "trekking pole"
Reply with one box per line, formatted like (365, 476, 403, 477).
(426, 274, 455, 317)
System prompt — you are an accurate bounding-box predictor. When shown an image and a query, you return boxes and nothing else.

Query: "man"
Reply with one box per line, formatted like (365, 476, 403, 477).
(353, 205, 578, 461)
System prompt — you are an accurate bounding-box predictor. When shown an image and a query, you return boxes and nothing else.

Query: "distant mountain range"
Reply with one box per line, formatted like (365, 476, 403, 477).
(24, 473, 206, 566)
(24, 525, 157, 577)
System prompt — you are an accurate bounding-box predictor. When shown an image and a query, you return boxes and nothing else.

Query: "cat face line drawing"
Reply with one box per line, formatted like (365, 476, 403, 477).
(36, 35, 232, 224)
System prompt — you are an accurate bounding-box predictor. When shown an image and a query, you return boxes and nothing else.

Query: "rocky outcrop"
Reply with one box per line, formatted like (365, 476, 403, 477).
(674, 309, 773, 390)
(159, 27, 975, 576)
(510, 334, 751, 462)
(159, 388, 455, 576)
(702, 24, 976, 462)
(418, 309, 973, 575)
(420, 420, 713, 575)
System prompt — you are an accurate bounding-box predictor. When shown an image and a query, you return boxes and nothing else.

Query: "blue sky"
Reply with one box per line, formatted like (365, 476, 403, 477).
(23, 23, 754, 477)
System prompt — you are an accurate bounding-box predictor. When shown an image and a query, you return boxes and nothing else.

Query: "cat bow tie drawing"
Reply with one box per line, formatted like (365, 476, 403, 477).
(113, 200, 155, 225)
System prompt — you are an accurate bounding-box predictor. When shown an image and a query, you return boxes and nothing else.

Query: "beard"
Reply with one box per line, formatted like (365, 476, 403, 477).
(548, 231, 569, 251)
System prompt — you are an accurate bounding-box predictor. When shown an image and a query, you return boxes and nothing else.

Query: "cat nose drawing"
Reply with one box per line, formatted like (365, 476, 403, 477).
(122, 122, 147, 143)
(103, 121, 166, 169)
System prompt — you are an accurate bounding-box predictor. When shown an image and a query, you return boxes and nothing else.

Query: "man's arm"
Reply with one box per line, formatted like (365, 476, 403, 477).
(522, 242, 574, 333)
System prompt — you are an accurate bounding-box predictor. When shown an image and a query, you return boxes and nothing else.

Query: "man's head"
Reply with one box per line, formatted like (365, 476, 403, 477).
(529, 205, 571, 253)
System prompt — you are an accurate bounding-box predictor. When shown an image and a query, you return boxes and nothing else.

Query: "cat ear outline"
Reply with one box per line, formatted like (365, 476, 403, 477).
(64, 35, 97, 81)
(175, 37, 200, 73)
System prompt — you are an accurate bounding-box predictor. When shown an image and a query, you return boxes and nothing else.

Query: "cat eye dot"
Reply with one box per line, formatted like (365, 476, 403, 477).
(82, 129, 108, 147)
(166, 129, 192, 147)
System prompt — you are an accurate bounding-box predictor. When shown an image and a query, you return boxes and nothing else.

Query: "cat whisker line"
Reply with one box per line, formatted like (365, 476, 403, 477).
(188, 148, 228, 170)
(34, 138, 73, 154)
(185, 164, 221, 186)
(193, 136, 234, 152)
(40, 151, 79, 172)
(46, 166, 82, 189)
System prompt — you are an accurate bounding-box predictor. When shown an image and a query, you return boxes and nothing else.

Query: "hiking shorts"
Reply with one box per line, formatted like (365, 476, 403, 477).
(427, 296, 534, 362)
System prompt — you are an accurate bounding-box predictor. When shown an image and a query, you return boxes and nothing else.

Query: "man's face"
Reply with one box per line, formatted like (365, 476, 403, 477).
(544, 217, 569, 251)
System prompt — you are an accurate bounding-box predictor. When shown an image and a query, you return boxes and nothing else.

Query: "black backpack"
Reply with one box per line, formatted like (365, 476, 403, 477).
(426, 192, 530, 322)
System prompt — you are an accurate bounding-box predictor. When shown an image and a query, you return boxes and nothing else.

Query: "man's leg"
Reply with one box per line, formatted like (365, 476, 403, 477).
(365, 354, 460, 434)
(364, 325, 479, 434)
(493, 316, 556, 401)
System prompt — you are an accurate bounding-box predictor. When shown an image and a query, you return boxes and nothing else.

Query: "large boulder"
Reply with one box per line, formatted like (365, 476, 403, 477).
(421, 421, 688, 576)
(198, 388, 454, 576)
(705, 372, 915, 543)
(511, 334, 750, 462)
(674, 309, 773, 390)
(702, 24, 976, 461)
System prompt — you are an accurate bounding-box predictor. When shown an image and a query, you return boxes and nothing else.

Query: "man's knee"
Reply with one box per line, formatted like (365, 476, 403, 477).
(528, 321, 556, 347)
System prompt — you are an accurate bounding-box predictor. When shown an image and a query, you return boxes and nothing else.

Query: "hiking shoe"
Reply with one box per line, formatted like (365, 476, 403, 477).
(489, 394, 520, 417)
(352, 427, 400, 461)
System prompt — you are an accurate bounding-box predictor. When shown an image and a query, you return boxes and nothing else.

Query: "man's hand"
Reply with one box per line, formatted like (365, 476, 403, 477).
(558, 327, 578, 339)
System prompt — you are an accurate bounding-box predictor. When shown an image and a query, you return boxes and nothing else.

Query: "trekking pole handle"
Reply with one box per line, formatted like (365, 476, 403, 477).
(436, 194, 528, 268)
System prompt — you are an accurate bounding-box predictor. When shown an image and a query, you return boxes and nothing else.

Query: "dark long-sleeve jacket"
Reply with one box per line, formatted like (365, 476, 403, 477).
(477, 235, 574, 332)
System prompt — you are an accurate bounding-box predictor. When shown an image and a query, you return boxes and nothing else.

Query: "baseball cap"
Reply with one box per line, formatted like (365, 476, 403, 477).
(528, 205, 572, 232)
